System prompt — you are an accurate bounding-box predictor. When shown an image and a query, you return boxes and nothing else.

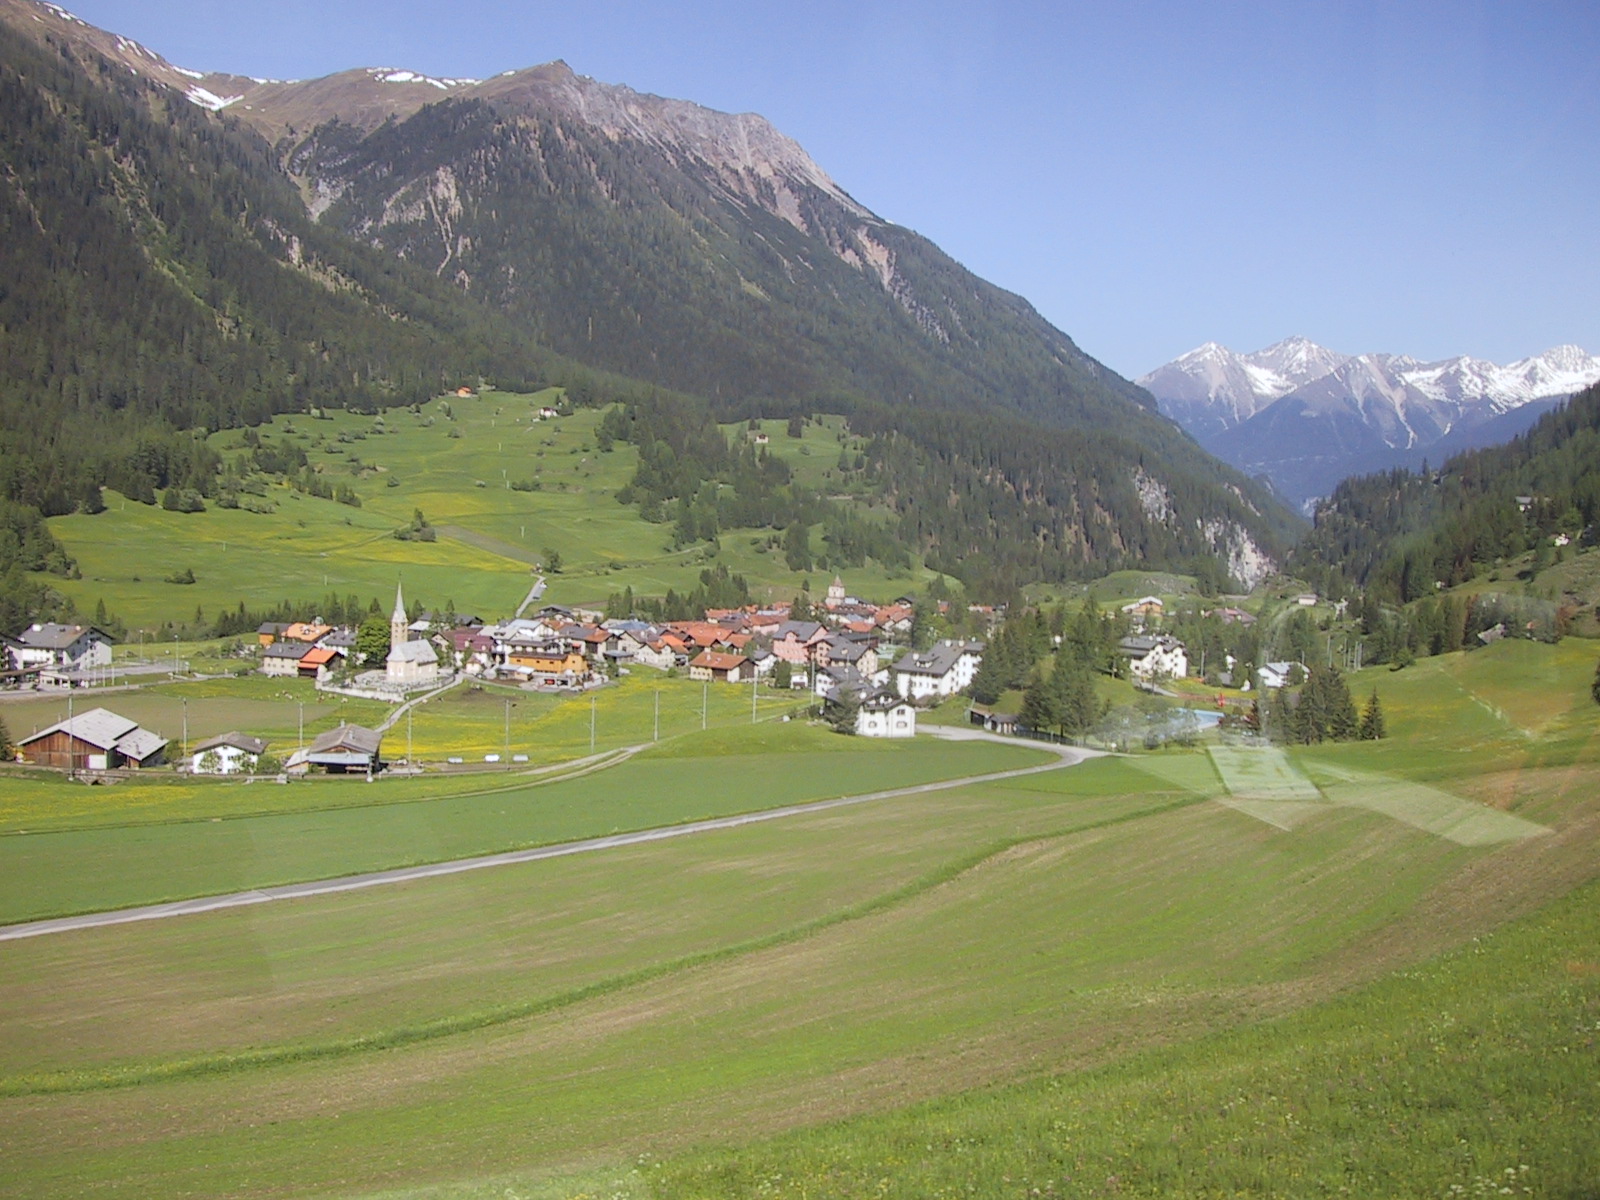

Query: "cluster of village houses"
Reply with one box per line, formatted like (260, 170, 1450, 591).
(4, 585, 1324, 777)
(2, 578, 986, 774)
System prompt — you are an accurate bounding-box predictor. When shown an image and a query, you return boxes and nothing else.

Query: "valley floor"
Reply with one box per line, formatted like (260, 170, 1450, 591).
(0, 640, 1595, 1198)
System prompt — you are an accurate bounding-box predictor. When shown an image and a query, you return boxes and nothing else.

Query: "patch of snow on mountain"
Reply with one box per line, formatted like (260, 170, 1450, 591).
(370, 69, 477, 90)
(186, 86, 243, 111)
(171, 65, 205, 80)
(1241, 362, 1294, 400)
(38, 3, 85, 25)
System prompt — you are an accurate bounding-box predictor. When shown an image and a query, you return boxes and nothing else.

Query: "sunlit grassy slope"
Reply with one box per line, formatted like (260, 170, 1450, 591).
(46, 398, 933, 629)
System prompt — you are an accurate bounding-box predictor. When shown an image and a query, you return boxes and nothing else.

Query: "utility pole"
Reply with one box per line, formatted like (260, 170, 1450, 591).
(702, 681, 708, 731)
(181, 698, 188, 765)
(66, 691, 74, 780)
(297, 701, 304, 750)
(504, 699, 511, 767)
(654, 689, 659, 742)
(751, 668, 758, 723)
(589, 694, 596, 753)
(407, 706, 413, 765)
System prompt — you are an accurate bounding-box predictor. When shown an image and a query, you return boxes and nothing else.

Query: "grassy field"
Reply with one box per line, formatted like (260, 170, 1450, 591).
(0, 726, 1044, 922)
(43, 398, 931, 630)
(0, 673, 841, 834)
(0, 639, 1595, 1197)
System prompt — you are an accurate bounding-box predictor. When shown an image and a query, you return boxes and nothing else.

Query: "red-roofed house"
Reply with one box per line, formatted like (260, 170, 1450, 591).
(688, 650, 753, 683)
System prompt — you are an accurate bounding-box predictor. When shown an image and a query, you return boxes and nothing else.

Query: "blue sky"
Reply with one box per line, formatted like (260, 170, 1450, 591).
(60, 1, 1600, 378)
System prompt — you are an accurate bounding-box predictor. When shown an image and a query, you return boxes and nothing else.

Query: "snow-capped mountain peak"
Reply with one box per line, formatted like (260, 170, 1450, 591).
(1141, 338, 1600, 511)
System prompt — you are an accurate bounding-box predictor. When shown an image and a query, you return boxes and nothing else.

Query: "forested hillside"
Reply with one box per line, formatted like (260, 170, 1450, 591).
(1290, 382, 1600, 600)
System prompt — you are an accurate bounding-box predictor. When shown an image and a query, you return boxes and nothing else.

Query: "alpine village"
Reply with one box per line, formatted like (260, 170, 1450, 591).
(0, 4, 1597, 1198)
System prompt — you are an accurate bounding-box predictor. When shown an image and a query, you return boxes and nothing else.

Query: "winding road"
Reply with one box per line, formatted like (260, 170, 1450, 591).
(0, 730, 1099, 943)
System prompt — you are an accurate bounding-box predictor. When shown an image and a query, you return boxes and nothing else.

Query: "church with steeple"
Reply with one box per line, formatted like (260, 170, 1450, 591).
(385, 581, 439, 686)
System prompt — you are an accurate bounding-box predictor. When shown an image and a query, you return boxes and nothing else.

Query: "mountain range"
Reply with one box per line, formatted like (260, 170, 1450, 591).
(1139, 338, 1600, 511)
(0, 0, 1297, 601)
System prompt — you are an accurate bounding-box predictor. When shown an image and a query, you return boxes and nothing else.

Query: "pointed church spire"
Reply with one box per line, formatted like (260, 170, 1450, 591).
(390, 581, 409, 657)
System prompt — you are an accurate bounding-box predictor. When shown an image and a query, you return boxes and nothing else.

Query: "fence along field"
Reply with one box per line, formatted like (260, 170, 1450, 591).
(0, 639, 1595, 1197)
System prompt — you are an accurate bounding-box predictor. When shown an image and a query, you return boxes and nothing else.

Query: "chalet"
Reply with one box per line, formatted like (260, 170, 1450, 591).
(1293, 593, 1319, 607)
(1118, 635, 1189, 682)
(633, 637, 684, 671)
(771, 620, 829, 667)
(560, 624, 612, 660)
(873, 603, 915, 637)
(19, 707, 167, 770)
(892, 640, 984, 701)
(438, 627, 495, 672)
(290, 723, 383, 775)
(13, 624, 113, 672)
(820, 633, 879, 679)
(1256, 661, 1305, 690)
(257, 622, 290, 647)
(322, 628, 358, 652)
(0, 633, 35, 688)
(506, 644, 588, 686)
(297, 646, 340, 679)
(281, 621, 332, 644)
(855, 689, 916, 738)
(190, 732, 268, 775)
(261, 641, 311, 676)
(688, 650, 753, 683)
(1119, 596, 1164, 619)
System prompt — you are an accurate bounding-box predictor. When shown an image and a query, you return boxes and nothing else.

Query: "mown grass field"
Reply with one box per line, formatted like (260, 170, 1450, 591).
(0, 639, 1595, 1198)
(0, 726, 1043, 922)
(44, 398, 929, 630)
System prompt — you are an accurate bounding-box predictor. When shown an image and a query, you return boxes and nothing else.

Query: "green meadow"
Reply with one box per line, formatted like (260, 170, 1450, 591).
(45, 398, 929, 630)
(0, 637, 1595, 1197)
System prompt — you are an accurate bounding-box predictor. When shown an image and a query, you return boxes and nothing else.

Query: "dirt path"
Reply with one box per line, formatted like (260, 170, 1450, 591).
(0, 732, 1098, 942)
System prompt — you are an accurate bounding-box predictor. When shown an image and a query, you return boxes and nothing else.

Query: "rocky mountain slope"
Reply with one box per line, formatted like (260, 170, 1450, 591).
(0, 0, 1298, 590)
(1141, 338, 1600, 511)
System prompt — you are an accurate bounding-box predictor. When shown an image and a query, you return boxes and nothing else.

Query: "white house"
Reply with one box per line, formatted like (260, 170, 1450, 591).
(260, 641, 310, 677)
(190, 732, 268, 775)
(855, 690, 916, 738)
(1256, 661, 1305, 689)
(1119, 635, 1188, 682)
(13, 624, 113, 672)
(892, 640, 984, 701)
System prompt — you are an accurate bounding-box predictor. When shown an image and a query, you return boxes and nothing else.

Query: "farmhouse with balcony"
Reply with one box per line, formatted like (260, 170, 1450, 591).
(13, 624, 114, 673)
(1118, 635, 1189, 683)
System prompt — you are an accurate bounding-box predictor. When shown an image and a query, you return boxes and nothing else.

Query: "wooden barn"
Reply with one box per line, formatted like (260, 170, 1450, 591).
(18, 707, 168, 771)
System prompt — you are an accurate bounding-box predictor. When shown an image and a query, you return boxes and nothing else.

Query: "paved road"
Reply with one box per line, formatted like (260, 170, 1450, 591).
(0, 730, 1099, 943)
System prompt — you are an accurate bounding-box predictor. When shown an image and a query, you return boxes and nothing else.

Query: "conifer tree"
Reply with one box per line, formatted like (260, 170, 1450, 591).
(1360, 688, 1387, 740)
